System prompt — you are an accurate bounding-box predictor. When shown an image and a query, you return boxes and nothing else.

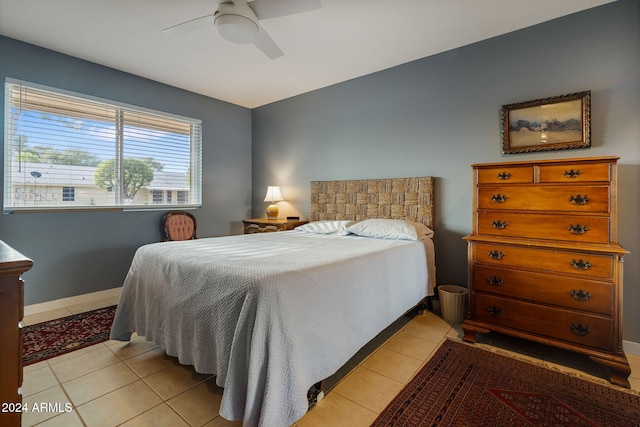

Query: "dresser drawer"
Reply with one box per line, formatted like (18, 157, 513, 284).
(538, 162, 611, 183)
(477, 166, 533, 184)
(473, 242, 613, 279)
(477, 212, 610, 244)
(19, 279, 24, 322)
(18, 324, 23, 388)
(477, 185, 610, 213)
(473, 294, 613, 351)
(472, 265, 613, 315)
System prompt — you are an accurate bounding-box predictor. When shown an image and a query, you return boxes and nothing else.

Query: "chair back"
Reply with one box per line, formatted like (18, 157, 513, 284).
(162, 211, 197, 241)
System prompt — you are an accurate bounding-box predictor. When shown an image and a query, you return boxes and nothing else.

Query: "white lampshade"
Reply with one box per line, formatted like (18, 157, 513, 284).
(263, 186, 284, 203)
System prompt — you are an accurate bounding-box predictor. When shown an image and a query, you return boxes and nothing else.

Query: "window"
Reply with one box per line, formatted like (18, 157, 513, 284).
(62, 187, 75, 202)
(151, 190, 176, 204)
(177, 191, 187, 204)
(152, 190, 163, 204)
(4, 78, 202, 212)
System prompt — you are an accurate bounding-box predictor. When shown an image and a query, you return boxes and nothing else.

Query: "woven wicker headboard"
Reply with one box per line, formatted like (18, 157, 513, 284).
(310, 177, 434, 229)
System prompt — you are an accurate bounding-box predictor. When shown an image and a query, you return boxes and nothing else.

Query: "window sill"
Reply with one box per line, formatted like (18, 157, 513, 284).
(4, 204, 200, 214)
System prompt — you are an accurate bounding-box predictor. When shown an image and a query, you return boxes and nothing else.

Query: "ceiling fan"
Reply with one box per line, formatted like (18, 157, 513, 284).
(162, 0, 322, 59)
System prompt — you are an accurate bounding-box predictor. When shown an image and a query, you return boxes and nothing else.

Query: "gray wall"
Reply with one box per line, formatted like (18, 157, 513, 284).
(0, 36, 253, 305)
(251, 0, 640, 343)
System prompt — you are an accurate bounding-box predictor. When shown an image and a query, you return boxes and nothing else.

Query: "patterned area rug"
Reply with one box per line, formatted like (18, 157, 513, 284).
(23, 305, 117, 366)
(372, 339, 640, 427)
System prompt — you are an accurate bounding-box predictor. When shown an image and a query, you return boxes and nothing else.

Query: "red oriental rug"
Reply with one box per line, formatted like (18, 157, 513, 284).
(372, 339, 640, 427)
(22, 305, 117, 366)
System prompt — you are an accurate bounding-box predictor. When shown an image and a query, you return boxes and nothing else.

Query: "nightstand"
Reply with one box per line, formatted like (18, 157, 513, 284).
(243, 218, 307, 234)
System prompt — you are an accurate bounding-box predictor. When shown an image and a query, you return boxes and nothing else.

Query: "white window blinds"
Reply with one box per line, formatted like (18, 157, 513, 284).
(4, 79, 202, 212)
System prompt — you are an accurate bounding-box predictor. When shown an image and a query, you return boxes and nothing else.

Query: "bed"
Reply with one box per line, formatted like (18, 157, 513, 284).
(110, 176, 435, 427)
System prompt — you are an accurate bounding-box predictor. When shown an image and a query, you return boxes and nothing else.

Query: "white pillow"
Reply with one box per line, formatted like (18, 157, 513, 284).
(346, 219, 434, 241)
(295, 220, 357, 236)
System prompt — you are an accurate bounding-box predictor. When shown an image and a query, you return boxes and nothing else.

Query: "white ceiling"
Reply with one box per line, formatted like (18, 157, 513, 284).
(0, 0, 616, 108)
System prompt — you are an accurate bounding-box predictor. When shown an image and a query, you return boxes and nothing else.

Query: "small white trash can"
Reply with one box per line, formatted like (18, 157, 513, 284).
(438, 284, 468, 325)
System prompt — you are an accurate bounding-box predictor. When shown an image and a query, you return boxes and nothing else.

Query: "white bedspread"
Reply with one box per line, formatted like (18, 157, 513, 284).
(110, 231, 433, 427)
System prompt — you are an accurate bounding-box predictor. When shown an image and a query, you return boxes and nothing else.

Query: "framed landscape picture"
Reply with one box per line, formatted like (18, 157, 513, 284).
(501, 91, 591, 154)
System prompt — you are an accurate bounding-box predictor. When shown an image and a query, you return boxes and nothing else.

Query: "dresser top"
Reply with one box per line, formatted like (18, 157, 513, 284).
(471, 155, 619, 168)
(0, 241, 34, 277)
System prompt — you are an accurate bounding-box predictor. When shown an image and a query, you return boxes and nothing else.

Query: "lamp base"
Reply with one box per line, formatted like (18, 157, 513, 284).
(266, 204, 279, 220)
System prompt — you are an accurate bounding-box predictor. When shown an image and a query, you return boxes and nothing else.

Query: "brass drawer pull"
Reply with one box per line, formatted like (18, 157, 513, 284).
(497, 172, 511, 180)
(487, 276, 503, 286)
(491, 194, 508, 203)
(487, 306, 503, 317)
(492, 220, 508, 229)
(564, 169, 581, 178)
(570, 289, 592, 301)
(570, 323, 591, 336)
(571, 259, 591, 270)
(568, 224, 588, 234)
(488, 250, 504, 260)
(569, 194, 589, 205)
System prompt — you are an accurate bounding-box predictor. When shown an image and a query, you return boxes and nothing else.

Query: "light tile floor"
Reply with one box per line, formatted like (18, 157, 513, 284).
(21, 299, 640, 427)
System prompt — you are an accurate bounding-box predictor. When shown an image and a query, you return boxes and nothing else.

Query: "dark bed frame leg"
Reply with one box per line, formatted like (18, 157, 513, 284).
(416, 296, 432, 314)
(307, 380, 325, 408)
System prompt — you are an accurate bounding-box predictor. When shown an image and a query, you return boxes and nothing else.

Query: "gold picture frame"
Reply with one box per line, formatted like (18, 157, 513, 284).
(501, 91, 591, 154)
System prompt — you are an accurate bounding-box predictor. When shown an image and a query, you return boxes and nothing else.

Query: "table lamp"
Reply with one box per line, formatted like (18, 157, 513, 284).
(263, 186, 284, 219)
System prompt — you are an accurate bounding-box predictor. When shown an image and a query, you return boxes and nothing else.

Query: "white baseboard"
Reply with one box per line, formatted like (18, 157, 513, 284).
(624, 339, 640, 357)
(24, 287, 122, 316)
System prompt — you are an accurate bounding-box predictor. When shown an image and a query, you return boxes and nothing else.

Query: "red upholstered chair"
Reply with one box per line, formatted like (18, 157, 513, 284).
(161, 211, 197, 241)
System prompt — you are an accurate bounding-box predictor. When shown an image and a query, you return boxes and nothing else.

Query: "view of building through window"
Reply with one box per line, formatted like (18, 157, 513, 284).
(4, 79, 202, 212)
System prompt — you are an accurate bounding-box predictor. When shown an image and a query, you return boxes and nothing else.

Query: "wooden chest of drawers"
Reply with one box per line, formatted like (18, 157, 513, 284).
(462, 156, 630, 388)
(0, 241, 33, 427)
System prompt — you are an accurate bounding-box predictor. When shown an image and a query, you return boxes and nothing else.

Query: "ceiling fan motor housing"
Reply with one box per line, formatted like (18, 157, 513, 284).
(215, 3, 259, 44)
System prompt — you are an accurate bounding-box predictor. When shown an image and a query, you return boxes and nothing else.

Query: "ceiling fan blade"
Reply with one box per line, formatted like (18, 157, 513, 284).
(249, 0, 322, 20)
(254, 26, 284, 59)
(162, 14, 216, 35)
